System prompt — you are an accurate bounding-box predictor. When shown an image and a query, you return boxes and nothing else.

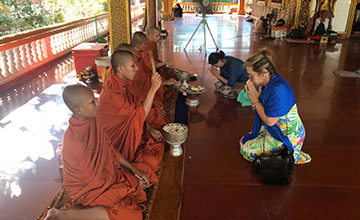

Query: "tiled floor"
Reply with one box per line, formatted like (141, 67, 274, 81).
(1, 14, 360, 220)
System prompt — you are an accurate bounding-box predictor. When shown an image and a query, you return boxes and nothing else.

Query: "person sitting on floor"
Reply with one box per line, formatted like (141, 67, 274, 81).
(131, 32, 169, 131)
(239, 49, 311, 164)
(142, 26, 178, 102)
(313, 10, 329, 37)
(172, 3, 183, 17)
(99, 50, 165, 172)
(44, 84, 157, 220)
(208, 50, 249, 99)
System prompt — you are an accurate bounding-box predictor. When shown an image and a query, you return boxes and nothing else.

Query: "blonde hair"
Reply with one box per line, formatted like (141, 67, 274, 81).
(245, 49, 276, 76)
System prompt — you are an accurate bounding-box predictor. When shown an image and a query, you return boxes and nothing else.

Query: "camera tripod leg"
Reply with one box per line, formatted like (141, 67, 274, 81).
(204, 20, 218, 51)
(203, 20, 206, 55)
(184, 21, 203, 51)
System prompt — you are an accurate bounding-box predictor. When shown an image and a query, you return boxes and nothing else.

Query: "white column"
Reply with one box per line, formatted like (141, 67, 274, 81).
(41, 38, 48, 59)
(6, 49, 16, 74)
(31, 41, 39, 63)
(0, 51, 9, 78)
(19, 45, 28, 69)
(25, 43, 33, 66)
(13, 47, 22, 71)
(36, 40, 43, 61)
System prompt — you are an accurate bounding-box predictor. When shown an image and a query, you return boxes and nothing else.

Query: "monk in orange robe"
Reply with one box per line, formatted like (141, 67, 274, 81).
(104, 40, 168, 132)
(99, 50, 164, 172)
(44, 84, 157, 220)
(141, 26, 178, 102)
(132, 32, 170, 131)
(141, 26, 177, 80)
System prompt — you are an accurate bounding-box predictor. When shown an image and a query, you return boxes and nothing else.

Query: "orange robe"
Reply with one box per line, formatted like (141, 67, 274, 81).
(133, 51, 168, 129)
(62, 117, 157, 220)
(141, 38, 177, 80)
(102, 54, 167, 129)
(99, 74, 165, 171)
(103, 66, 113, 86)
(142, 38, 178, 102)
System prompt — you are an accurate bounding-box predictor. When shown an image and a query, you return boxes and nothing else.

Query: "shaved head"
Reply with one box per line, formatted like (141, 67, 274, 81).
(111, 50, 135, 74)
(132, 32, 147, 46)
(63, 84, 92, 111)
(148, 26, 160, 35)
(116, 43, 135, 54)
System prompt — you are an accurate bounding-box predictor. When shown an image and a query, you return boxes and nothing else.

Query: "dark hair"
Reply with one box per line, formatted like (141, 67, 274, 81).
(111, 50, 135, 74)
(148, 26, 160, 35)
(132, 31, 147, 46)
(116, 43, 134, 53)
(208, 50, 225, 65)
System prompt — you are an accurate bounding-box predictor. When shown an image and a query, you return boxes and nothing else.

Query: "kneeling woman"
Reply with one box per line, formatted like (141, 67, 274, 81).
(208, 51, 248, 99)
(239, 49, 311, 164)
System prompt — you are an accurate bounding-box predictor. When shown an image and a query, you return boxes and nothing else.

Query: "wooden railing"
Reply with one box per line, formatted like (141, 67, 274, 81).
(176, 2, 238, 13)
(0, 13, 109, 89)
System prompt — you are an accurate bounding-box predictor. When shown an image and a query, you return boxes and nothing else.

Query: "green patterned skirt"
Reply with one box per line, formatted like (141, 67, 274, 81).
(240, 105, 311, 164)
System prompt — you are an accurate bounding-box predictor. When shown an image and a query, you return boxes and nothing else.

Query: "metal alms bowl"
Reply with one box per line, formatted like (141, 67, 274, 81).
(162, 123, 189, 156)
(175, 71, 191, 82)
(162, 123, 188, 144)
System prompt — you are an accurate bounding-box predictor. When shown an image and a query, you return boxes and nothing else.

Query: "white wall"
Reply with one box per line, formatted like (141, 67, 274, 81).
(332, 0, 352, 32)
(310, 0, 316, 15)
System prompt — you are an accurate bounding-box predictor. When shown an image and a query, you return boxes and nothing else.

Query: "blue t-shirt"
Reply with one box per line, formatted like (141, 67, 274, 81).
(219, 56, 248, 86)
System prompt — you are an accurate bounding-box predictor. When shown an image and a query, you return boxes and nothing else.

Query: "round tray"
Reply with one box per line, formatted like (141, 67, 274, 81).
(179, 85, 206, 95)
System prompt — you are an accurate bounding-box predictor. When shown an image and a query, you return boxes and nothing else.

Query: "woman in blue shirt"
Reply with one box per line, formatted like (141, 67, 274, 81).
(208, 51, 248, 99)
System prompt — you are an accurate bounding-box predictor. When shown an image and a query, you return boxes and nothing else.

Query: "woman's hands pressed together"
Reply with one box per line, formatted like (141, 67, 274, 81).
(210, 66, 220, 78)
(245, 80, 262, 103)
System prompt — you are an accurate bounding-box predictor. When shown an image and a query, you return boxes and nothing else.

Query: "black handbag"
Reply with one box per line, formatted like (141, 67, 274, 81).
(289, 29, 304, 39)
(253, 118, 294, 185)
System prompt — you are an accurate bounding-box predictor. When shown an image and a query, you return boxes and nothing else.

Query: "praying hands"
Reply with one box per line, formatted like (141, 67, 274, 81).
(245, 80, 262, 104)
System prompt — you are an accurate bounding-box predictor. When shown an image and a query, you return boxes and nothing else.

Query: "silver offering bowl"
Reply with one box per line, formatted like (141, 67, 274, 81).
(184, 85, 206, 107)
(175, 70, 191, 82)
(162, 123, 189, 156)
(185, 94, 200, 107)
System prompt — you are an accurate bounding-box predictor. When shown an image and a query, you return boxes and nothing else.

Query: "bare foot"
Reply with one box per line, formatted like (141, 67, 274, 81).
(44, 208, 60, 220)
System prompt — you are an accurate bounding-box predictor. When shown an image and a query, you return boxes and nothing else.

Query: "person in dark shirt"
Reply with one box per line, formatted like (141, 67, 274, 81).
(172, 3, 183, 17)
(313, 10, 329, 37)
(208, 50, 248, 99)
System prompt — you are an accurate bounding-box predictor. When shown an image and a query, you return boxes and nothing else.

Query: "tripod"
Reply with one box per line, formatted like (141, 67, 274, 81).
(184, 13, 218, 54)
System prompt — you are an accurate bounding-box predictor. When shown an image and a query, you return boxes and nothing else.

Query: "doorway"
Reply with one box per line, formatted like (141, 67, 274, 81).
(351, 2, 360, 35)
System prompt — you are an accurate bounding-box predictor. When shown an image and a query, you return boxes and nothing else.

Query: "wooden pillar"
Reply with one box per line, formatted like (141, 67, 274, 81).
(107, 0, 131, 52)
(294, 0, 310, 29)
(169, 0, 173, 15)
(142, 0, 157, 32)
(163, 0, 173, 18)
(237, 0, 245, 15)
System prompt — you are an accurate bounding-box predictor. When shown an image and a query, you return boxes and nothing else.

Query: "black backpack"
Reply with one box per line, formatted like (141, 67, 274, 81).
(289, 29, 304, 39)
(253, 146, 294, 185)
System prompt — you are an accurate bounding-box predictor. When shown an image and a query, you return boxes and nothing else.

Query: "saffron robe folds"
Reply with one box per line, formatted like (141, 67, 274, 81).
(62, 117, 157, 220)
(99, 74, 165, 171)
(141, 38, 177, 80)
(133, 51, 168, 129)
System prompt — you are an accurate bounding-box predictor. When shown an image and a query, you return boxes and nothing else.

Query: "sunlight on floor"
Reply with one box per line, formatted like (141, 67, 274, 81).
(0, 70, 80, 198)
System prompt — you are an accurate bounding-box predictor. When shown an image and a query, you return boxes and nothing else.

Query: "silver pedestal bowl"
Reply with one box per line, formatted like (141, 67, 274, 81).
(184, 85, 206, 107)
(162, 123, 189, 156)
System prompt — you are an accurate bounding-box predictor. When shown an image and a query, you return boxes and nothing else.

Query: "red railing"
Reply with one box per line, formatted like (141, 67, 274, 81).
(176, 2, 238, 13)
(0, 12, 109, 89)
